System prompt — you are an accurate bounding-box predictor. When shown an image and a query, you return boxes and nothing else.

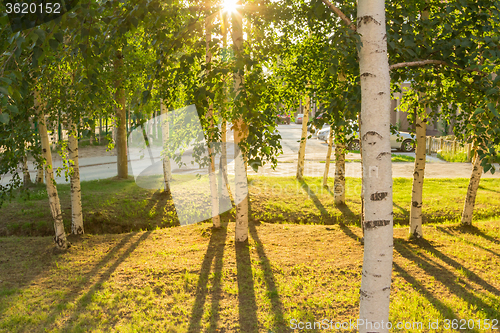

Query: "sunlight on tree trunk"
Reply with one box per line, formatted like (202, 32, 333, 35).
(334, 129, 346, 205)
(409, 112, 426, 238)
(357, 0, 393, 331)
(461, 148, 482, 226)
(36, 91, 68, 250)
(232, 2, 249, 242)
(67, 118, 84, 235)
(296, 95, 310, 180)
(115, 50, 128, 179)
(322, 126, 334, 187)
(160, 99, 172, 193)
(206, 12, 221, 228)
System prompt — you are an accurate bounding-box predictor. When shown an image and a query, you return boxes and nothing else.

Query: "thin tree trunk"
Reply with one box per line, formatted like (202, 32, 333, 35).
(99, 114, 102, 144)
(296, 95, 310, 180)
(232, 2, 249, 242)
(22, 153, 32, 187)
(160, 99, 172, 193)
(68, 118, 84, 234)
(220, 10, 232, 202)
(90, 121, 95, 145)
(206, 12, 221, 228)
(322, 126, 334, 187)
(114, 50, 128, 179)
(334, 129, 346, 205)
(358, 113, 365, 233)
(36, 91, 68, 250)
(36, 164, 44, 183)
(357, 0, 393, 331)
(409, 113, 427, 238)
(461, 149, 482, 225)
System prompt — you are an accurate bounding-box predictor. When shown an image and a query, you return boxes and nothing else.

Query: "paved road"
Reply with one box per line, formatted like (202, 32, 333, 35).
(1, 124, 499, 186)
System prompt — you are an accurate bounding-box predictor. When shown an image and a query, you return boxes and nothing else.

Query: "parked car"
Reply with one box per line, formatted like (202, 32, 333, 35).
(277, 114, 291, 124)
(308, 123, 329, 136)
(317, 127, 415, 152)
(295, 113, 304, 124)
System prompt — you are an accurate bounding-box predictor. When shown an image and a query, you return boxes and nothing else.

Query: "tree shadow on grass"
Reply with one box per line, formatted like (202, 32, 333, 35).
(393, 202, 408, 215)
(435, 226, 500, 259)
(324, 186, 359, 225)
(453, 224, 499, 245)
(478, 184, 500, 194)
(392, 261, 458, 320)
(235, 239, 259, 333)
(248, 222, 285, 331)
(47, 231, 152, 331)
(394, 238, 500, 314)
(187, 225, 227, 333)
(299, 180, 332, 223)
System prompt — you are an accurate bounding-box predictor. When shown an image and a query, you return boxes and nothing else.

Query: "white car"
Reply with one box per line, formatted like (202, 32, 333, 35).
(317, 127, 415, 152)
(295, 114, 304, 124)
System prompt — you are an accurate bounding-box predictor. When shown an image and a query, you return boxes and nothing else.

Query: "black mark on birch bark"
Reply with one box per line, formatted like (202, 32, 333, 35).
(361, 72, 375, 78)
(364, 220, 391, 230)
(370, 192, 388, 201)
(412, 201, 420, 208)
(362, 131, 383, 141)
(357, 15, 381, 28)
(376, 152, 391, 160)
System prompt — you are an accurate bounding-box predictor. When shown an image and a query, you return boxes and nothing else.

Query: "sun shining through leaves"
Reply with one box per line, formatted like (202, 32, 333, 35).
(222, 0, 238, 13)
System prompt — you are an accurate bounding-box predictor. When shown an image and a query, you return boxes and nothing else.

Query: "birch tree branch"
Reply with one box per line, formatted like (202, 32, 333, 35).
(321, 0, 356, 32)
(390, 59, 486, 75)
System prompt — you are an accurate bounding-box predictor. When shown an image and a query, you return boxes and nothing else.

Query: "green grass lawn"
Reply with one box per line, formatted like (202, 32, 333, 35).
(2, 176, 500, 236)
(0, 221, 498, 332)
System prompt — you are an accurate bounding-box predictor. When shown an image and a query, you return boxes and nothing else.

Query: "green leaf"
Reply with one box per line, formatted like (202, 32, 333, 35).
(49, 39, 59, 52)
(54, 32, 64, 43)
(6, 105, 18, 114)
(0, 87, 9, 96)
(0, 113, 9, 124)
(487, 102, 500, 118)
(474, 107, 484, 115)
(34, 29, 46, 43)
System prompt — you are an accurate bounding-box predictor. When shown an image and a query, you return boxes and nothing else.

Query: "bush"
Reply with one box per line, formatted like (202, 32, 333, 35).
(437, 150, 470, 162)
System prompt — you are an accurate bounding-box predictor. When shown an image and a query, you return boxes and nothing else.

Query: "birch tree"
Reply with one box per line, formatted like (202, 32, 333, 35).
(461, 148, 483, 225)
(356, 1, 393, 330)
(205, 9, 221, 228)
(114, 50, 128, 179)
(231, 1, 249, 242)
(409, 104, 427, 239)
(160, 99, 173, 193)
(322, 127, 334, 187)
(36, 91, 69, 250)
(333, 129, 346, 205)
(296, 95, 310, 180)
(67, 118, 84, 235)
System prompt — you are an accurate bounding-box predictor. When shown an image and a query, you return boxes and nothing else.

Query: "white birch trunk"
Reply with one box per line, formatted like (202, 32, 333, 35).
(322, 127, 334, 187)
(296, 95, 310, 180)
(22, 153, 32, 187)
(461, 149, 482, 225)
(160, 99, 172, 193)
(206, 13, 221, 228)
(36, 164, 44, 183)
(36, 92, 68, 250)
(357, 1, 393, 331)
(334, 130, 346, 205)
(232, 3, 249, 242)
(409, 114, 426, 238)
(68, 118, 84, 235)
(115, 50, 128, 179)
